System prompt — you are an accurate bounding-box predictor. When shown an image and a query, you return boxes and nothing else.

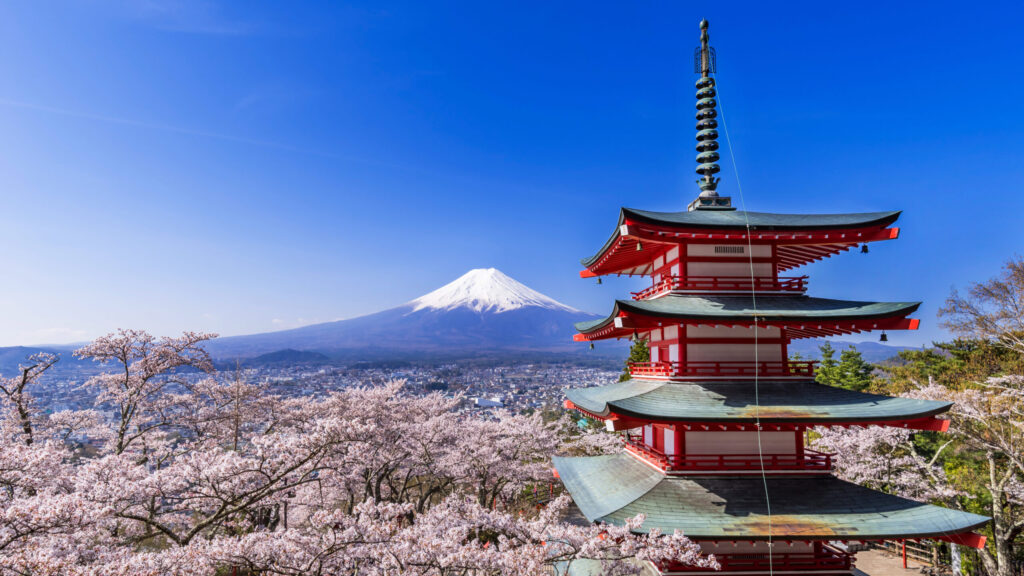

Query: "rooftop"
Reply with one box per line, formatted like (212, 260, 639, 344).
(565, 379, 951, 425)
(575, 295, 920, 340)
(622, 208, 901, 231)
(553, 453, 989, 541)
(580, 208, 901, 276)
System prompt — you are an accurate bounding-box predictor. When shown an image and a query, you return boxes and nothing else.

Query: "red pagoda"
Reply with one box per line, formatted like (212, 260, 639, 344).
(553, 20, 989, 576)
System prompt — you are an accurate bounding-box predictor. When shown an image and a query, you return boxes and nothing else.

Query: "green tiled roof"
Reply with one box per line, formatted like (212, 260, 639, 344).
(553, 453, 990, 540)
(575, 295, 921, 334)
(623, 208, 901, 230)
(582, 208, 901, 267)
(566, 379, 951, 423)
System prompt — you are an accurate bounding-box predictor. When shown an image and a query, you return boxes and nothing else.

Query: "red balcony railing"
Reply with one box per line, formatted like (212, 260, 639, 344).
(624, 435, 834, 472)
(632, 275, 808, 300)
(628, 360, 817, 379)
(663, 546, 852, 572)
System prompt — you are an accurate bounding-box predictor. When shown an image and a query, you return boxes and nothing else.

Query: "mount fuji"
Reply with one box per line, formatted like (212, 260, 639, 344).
(206, 269, 601, 360)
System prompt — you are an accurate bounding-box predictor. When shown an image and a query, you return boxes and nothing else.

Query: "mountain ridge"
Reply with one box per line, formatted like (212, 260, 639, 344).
(205, 269, 598, 359)
(408, 268, 579, 314)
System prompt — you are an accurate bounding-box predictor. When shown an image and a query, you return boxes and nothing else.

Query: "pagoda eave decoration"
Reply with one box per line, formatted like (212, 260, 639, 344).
(573, 296, 921, 342)
(565, 399, 952, 433)
(581, 209, 902, 278)
(554, 453, 990, 545)
(561, 378, 955, 431)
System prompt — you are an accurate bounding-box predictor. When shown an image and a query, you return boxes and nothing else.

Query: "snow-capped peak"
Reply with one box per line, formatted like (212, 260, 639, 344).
(409, 268, 580, 314)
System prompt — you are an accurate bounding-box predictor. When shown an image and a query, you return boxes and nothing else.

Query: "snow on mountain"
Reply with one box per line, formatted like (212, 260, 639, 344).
(408, 268, 579, 314)
(204, 268, 597, 358)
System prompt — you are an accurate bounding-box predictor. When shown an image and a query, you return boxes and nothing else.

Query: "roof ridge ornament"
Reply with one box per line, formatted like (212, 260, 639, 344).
(687, 19, 735, 212)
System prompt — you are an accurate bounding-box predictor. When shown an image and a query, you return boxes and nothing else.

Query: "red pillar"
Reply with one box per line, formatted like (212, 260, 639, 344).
(902, 540, 907, 569)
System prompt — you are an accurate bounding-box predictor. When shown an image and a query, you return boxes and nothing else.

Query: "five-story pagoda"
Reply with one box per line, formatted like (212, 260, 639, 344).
(553, 20, 989, 576)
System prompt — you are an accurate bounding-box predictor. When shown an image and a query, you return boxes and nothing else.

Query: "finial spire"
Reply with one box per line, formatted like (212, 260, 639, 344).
(688, 19, 733, 211)
(699, 19, 712, 76)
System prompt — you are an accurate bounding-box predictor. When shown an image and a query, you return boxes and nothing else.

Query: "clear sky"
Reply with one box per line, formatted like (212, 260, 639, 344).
(1, 1, 1022, 348)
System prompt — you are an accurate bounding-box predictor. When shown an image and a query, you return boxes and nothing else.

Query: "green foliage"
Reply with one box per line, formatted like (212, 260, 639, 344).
(877, 338, 1024, 395)
(816, 342, 839, 384)
(815, 343, 873, 391)
(870, 336, 1023, 571)
(619, 337, 650, 382)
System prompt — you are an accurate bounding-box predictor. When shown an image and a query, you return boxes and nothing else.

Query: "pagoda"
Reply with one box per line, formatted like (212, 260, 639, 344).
(553, 20, 989, 576)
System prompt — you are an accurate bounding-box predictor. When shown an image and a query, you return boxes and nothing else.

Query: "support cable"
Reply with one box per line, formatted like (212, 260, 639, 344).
(712, 74, 774, 575)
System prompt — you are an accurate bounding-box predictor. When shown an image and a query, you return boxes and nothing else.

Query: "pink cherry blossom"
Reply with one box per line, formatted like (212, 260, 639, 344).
(0, 330, 714, 575)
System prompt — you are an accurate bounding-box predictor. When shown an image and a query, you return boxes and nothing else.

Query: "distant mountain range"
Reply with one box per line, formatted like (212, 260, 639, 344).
(0, 269, 923, 372)
(205, 268, 602, 360)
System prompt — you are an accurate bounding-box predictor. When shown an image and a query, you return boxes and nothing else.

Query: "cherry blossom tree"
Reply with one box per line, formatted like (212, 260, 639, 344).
(74, 329, 216, 455)
(919, 257, 1024, 576)
(940, 256, 1024, 355)
(0, 352, 58, 445)
(912, 377, 1024, 576)
(0, 330, 714, 576)
(812, 425, 957, 502)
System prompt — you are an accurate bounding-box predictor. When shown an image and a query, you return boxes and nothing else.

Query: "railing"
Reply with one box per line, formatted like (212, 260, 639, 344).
(663, 546, 852, 572)
(632, 275, 808, 300)
(876, 540, 938, 567)
(624, 435, 834, 472)
(628, 360, 817, 379)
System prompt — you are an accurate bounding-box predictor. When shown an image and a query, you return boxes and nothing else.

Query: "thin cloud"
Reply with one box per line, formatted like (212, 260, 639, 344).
(117, 0, 258, 37)
(0, 98, 407, 170)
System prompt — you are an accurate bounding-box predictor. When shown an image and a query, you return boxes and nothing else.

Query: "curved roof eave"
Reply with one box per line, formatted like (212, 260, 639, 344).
(580, 208, 902, 269)
(576, 296, 922, 335)
(622, 207, 902, 231)
(565, 380, 953, 423)
(554, 454, 990, 541)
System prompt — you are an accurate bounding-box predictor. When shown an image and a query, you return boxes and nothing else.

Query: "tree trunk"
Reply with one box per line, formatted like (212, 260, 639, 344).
(981, 451, 1015, 576)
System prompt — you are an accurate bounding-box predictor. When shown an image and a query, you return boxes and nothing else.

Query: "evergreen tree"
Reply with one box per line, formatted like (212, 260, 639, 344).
(815, 342, 840, 385)
(836, 346, 874, 391)
(815, 342, 874, 391)
(619, 337, 650, 382)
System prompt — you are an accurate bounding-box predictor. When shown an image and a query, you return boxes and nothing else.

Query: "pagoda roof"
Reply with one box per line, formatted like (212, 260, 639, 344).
(553, 453, 989, 541)
(620, 208, 901, 231)
(581, 208, 901, 276)
(565, 379, 951, 426)
(574, 295, 920, 340)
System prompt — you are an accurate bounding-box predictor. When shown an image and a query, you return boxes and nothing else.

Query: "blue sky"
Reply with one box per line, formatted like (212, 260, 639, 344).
(0, 1, 1021, 347)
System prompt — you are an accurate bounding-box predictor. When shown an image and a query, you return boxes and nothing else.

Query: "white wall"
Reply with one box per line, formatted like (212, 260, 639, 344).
(686, 431, 797, 455)
(686, 343, 784, 364)
(664, 428, 676, 455)
(687, 261, 773, 278)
